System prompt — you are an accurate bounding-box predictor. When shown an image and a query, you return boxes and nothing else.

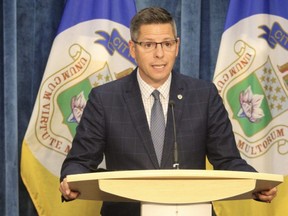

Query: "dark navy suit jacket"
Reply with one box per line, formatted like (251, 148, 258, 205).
(61, 69, 256, 216)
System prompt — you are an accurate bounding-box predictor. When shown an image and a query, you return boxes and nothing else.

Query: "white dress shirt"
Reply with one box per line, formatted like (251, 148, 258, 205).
(137, 70, 171, 128)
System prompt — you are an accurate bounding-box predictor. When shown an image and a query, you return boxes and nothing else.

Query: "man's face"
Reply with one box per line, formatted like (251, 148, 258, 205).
(129, 23, 179, 88)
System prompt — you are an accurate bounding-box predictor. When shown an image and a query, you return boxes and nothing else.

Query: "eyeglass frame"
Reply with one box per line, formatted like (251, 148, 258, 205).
(132, 39, 179, 52)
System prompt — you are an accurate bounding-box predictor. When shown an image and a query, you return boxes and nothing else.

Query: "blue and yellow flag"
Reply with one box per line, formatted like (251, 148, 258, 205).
(213, 0, 288, 215)
(20, 0, 136, 215)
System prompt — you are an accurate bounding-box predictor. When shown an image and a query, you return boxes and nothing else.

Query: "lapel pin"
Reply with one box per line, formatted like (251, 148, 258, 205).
(177, 94, 183, 100)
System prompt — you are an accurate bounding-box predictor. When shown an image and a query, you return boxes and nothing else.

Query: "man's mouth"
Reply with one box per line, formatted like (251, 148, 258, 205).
(152, 64, 166, 69)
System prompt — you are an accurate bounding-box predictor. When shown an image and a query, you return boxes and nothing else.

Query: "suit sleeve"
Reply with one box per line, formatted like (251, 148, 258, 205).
(206, 83, 257, 172)
(60, 88, 105, 181)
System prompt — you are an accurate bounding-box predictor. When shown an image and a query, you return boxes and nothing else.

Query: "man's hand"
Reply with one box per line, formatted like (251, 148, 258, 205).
(59, 177, 80, 201)
(253, 187, 277, 203)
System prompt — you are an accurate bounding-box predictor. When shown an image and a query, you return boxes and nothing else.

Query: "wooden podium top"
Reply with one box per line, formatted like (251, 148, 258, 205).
(67, 169, 283, 204)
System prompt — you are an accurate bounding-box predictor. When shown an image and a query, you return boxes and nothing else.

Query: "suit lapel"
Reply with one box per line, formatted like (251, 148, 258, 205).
(123, 70, 160, 168)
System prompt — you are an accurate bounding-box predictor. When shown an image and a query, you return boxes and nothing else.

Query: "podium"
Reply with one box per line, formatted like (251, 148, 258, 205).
(67, 170, 283, 216)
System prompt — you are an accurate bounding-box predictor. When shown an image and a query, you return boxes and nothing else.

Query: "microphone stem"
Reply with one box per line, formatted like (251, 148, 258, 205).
(170, 102, 179, 169)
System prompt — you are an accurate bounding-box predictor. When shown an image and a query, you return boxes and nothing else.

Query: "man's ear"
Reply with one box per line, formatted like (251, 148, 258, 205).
(129, 40, 136, 59)
(175, 37, 180, 57)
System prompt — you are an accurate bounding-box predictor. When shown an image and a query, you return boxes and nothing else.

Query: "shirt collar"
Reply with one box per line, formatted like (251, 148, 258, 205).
(137, 69, 171, 99)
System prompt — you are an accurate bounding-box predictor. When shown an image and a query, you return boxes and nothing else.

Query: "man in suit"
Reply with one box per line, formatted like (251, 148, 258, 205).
(59, 7, 277, 216)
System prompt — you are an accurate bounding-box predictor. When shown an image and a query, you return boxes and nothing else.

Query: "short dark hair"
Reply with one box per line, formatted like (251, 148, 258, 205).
(130, 7, 177, 41)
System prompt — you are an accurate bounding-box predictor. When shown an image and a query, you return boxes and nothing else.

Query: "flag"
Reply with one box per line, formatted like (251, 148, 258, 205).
(213, 0, 288, 215)
(20, 0, 136, 215)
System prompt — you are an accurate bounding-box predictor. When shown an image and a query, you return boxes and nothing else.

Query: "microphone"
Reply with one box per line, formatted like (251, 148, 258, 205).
(169, 100, 179, 169)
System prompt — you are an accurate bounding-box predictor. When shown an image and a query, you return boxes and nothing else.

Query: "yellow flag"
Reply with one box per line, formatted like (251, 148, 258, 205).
(20, 0, 136, 215)
(213, 1, 288, 215)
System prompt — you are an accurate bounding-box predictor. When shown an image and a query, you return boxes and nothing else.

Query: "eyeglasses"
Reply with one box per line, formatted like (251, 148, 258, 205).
(132, 39, 178, 52)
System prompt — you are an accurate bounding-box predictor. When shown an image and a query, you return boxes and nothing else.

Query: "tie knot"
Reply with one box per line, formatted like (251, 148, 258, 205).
(152, 90, 160, 100)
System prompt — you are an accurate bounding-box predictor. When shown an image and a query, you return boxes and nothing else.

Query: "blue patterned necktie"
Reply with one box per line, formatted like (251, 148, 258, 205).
(150, 90, 165, 165)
